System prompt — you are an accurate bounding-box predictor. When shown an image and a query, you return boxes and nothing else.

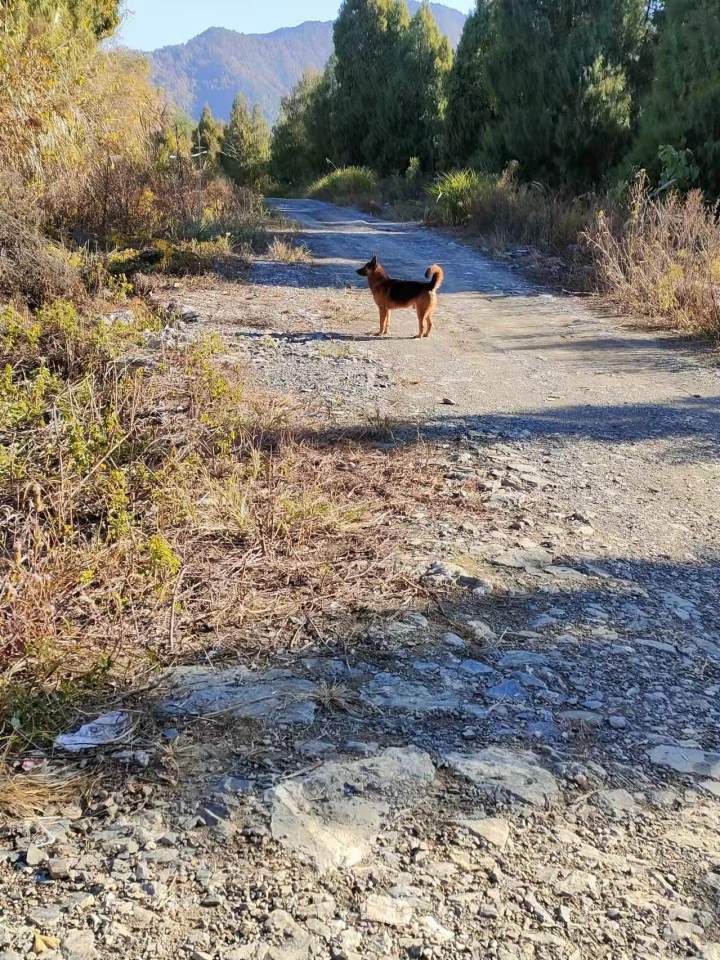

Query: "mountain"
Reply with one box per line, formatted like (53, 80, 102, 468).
(147, 2, 467, 126)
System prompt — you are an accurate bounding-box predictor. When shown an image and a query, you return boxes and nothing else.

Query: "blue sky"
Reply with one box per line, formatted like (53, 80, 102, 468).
(118, 1, 474, 50)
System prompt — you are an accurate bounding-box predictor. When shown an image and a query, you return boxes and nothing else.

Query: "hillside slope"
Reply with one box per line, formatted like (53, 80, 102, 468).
(147, 2, 467, 123)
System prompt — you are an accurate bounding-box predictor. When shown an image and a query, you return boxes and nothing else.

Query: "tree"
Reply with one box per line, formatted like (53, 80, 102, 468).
(3, 0, 121, 37)
(192, 105, 224, 173)
(394, 1, 453, 172)
(220, 95, 270, 188)
(332, 0, 410, 173)
(631, 0, 720, 196)
(475, 0, 652, 189)
(270, 72, 330, 185)
(443, 0, 496, 167)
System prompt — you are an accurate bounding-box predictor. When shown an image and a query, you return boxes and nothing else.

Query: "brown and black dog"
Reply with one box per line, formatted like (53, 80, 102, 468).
(357, 254, 444, 338)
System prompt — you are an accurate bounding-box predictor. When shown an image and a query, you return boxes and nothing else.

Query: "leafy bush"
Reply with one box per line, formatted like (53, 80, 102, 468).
(308, 167, 378, 205)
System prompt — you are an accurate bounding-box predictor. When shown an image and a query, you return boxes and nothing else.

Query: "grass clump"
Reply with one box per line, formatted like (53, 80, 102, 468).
(427, 163, 598, 254)
(308, 166, 378, 206)
(265, 236, 312, 263)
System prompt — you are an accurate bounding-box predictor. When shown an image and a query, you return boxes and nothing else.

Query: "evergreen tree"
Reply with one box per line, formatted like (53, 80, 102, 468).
(270, 72, 330, 185)
(394, 1, 453, 172)
(631, 0, 720, 196)
(332, 0, 410, 173)
(220, 95, 270, 187)
(477, 0, 651, 189)
(443, 0, 495, 167)
(192, 104, 224, 173)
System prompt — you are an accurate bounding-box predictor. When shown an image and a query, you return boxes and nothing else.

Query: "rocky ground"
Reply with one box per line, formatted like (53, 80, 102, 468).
(1, 201, 719, 960)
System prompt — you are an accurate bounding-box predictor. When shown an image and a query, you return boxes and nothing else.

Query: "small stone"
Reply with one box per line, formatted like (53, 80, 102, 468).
(497, 651, 549, 669)
(664, 919, 703, 943)
(442, 633, 466, 650)
(29, 906, 63, 927)
(225, 948, 257, 960)
(61, 930, 98, 960)
(48, 858, 71, 879)
(25, 844, 47, 867)
(344, 741, 378, 757)
(555, 870, 598, 898)
(299, 740, 334, 758)
(198, 799, 233, 827)
(467, 620, 497, 642)
(460, 659, 496, 676)
(488, 679, 526, 701)
(561, 710, 603, 727)
(363, 894, 413, 927)
(593, 789, 638, 817)
(459, 817, 510, 850)
(608, 716, 628, 730)
(420, 916, 453, 942)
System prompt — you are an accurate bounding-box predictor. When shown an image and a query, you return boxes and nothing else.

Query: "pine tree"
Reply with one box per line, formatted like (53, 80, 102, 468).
(220, 95, 270, 188)
(443, 0, 495, 167)
(476, 0, 651, 189)
(270, 72, 330, 185)
(332, 0, 410, 173)
(192, 105, 224, 173)
(394, 1, 453, 172)
(631, 0, 720, 196)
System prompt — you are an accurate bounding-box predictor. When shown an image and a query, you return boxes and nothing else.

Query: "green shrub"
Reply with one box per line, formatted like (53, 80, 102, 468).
(426, 170, 490, 225)
(307, 167, 378, 205)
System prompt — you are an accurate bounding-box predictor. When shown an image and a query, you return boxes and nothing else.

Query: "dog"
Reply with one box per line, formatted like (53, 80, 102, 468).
(356, 254, 444, 338)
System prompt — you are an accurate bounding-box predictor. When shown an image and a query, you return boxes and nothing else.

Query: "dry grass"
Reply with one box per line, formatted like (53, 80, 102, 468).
(0, 294, 483, 761)
(585, 177, 720, 338)
(265, 236, 312, 264)
(0, 200, 84, 308)
(0, 762, 90, 819)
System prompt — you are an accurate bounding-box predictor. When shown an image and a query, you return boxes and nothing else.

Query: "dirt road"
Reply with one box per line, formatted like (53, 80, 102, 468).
(4, 200, 720, 960)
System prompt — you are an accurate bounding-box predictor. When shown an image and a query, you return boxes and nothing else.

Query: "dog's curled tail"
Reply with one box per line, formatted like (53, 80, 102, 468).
(425, 264, 444, 291)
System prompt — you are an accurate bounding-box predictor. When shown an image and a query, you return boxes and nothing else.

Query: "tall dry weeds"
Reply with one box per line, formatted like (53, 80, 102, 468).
(585, 176, 720, 337)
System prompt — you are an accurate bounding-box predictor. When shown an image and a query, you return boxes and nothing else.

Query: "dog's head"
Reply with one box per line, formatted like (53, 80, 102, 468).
(357, 254, 379, 277)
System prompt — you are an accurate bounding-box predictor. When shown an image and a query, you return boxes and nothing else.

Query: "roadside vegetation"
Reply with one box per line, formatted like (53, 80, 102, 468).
(269, 0, 720, 338)
(0, 0, 431, 779)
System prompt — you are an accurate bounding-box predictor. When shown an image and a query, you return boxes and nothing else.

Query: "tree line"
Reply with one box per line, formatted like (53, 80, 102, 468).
(189, 96, 271, 188)
(264, 0, 720, 198)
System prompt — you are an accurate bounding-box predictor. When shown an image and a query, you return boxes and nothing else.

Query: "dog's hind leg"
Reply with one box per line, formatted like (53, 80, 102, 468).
(414, 303, 425, 339)
(422, 302, 435, 338)
(381, 308, 390, 336)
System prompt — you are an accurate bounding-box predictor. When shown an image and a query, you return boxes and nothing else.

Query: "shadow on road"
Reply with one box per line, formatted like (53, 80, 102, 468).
(252, 398, 720, 463)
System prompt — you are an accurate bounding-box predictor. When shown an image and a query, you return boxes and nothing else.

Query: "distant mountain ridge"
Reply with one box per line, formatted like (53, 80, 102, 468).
(147, 2, 467, 125)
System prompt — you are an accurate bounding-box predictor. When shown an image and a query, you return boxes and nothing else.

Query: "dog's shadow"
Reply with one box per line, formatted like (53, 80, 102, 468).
(233, 329, 419, 345)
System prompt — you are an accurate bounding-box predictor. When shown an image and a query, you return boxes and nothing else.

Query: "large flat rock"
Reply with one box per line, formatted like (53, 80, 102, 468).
(362, 672, 460, 713)
(649, 745, 720, 779)
(160, 666, 319, 724)
(445, 747, 560, 807)
(267, 747, 435, 872)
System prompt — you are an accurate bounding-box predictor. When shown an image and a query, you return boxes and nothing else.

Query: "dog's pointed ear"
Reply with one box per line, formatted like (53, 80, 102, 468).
(370, 253, 378, 267)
